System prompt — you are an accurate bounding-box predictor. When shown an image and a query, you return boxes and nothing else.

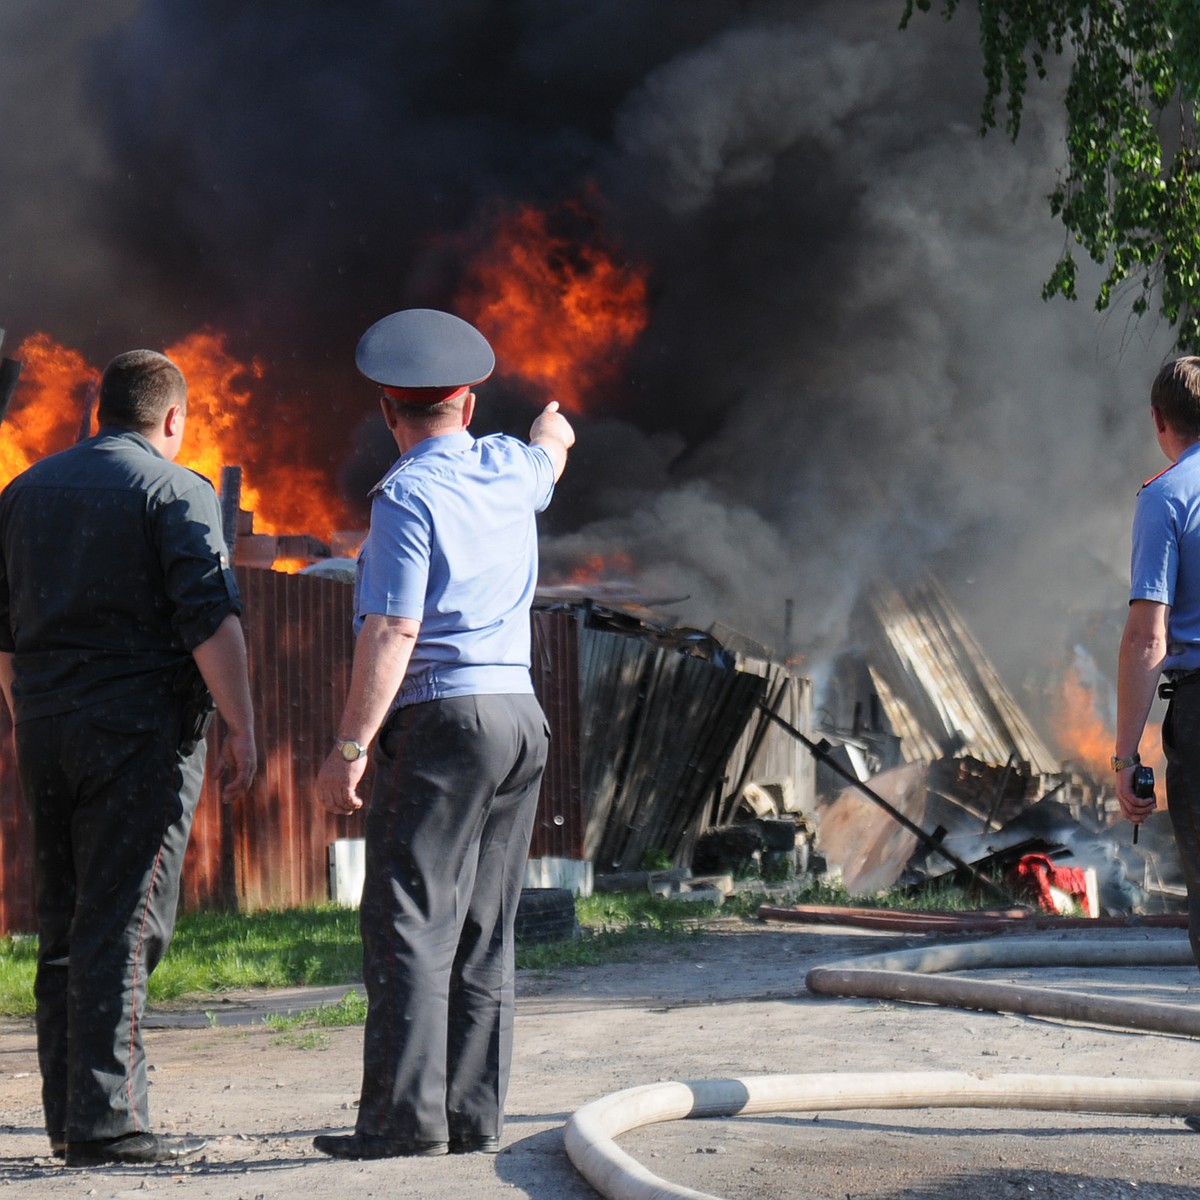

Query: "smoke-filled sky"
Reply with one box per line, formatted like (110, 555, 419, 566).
(0, 0, 1179, 728)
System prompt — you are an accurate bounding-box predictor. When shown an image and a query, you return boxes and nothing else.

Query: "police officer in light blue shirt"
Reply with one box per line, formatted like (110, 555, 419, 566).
(314, 309, 574, 1160)
(1117, 358, 1200, 987)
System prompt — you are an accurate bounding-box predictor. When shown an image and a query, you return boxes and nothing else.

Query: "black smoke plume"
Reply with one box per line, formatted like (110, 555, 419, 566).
(0, 0, 1176, 725)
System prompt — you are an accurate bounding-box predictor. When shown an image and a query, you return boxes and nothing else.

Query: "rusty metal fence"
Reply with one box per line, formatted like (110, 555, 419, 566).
(0, 570, 585, 934)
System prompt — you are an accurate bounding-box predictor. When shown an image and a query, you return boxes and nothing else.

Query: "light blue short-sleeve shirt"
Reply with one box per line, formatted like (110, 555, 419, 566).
(1130, 440, 1200, 674)
(354, 430, 555, 707)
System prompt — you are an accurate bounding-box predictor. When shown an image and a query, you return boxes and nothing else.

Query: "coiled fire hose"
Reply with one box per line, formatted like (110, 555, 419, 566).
(563, 931, 1200, 1200)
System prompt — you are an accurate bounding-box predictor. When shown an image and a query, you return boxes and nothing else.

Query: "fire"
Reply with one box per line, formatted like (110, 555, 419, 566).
(1, 331, 353, 563)
(561, 551, 635, 585)
(166, 330, 350, 542)
(1052, 662, 1165, 787)
(0, 334, 97, 487)
(457, 200, 648, 414)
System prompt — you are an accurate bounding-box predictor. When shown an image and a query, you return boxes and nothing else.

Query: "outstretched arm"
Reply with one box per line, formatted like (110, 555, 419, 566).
(530, 401, 576, 482)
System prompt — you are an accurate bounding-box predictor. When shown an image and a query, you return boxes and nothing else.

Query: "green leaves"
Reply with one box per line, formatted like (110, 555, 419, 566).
(902, 1, 1200, 351)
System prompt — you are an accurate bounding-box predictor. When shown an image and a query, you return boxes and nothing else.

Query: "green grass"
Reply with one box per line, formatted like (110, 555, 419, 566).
(0, 905, 364, 1019)
(517, 892, 713, 970)
(734, 874, 990, 913)
(150, 904, 363, 1001)
(0, 877, 989, 1020)
(0, 935, 37, 1019)
(262, 990, 368, 1049)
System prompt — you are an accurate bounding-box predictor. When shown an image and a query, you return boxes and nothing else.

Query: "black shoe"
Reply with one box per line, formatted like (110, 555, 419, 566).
(1184, 1114, 1200, 1133)
(312, 1133, 448, 1160)
(65, 1132, 207, 1167)
(449, 1134, 500, 1154)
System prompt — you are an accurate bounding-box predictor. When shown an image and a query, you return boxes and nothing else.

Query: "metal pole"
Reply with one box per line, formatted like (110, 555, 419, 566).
(0, 325, 22, 430)
(76, 379, 97, 442)
(0, 357, 21, 429)
(756, 703, 1016, 905)
(219, 465, 243, 553)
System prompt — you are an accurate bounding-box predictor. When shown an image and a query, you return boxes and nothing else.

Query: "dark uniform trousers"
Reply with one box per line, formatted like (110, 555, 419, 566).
(17, 698, 208, 1142)
(356, 693, 549, 1144)
(1163, 681, 1200, 967)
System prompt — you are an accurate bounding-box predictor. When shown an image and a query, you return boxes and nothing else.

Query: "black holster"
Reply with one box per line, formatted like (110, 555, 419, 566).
(173, 661, 215, 753)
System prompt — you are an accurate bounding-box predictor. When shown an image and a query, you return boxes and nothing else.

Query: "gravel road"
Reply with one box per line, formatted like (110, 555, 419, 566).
(3, 918, 1200, 1199)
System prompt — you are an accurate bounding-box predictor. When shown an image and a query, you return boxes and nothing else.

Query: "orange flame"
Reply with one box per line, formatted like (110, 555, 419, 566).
(458, 201, 649, 413)
(1052, 663, 1165, 787)
(561, 551, 635, 585)
(1, 331, 353, 566)
(0, 334, 97, 486)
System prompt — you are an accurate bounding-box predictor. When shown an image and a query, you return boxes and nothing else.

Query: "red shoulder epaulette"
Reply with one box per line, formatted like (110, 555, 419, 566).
(1141, 464, 1176, 491)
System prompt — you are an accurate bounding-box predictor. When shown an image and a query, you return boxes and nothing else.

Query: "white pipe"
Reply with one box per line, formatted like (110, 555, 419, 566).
(806, 934, 1200, 1036)
(565, 934, 1200, 1200)
(565, 1071, 1200, 1200)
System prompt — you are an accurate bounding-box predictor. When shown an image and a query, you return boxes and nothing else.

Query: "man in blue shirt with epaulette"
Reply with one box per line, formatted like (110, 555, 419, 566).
(313, 308, 574, 1160)
(1117, 355, 1200, 1132)
(1116, 356, 1200, 954)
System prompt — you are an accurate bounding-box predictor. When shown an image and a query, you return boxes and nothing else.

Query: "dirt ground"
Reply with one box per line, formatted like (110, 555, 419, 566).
(4, 918, 1200, 1199)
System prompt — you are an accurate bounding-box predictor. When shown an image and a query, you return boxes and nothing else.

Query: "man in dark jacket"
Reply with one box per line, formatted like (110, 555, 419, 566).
(0, 349, 256, 1166)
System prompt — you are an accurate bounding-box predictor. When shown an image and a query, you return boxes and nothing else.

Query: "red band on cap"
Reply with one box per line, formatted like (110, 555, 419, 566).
(381, 384, 470, 405)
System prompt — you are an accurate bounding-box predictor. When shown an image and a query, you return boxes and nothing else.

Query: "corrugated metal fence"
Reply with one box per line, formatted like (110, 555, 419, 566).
(0, 570, 585, 934)
(579, 625, 810, 872)
(0, 574, 807, 933)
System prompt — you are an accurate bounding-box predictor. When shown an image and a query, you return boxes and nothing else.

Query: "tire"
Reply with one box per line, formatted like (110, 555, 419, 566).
(515, 888, 577, 944)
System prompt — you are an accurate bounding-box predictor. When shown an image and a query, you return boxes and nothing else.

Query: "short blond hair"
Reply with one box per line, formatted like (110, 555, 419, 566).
(1151, 357, 1200, 439)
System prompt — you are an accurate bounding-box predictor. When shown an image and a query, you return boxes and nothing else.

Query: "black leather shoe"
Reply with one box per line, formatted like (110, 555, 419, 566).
(66, 1132, 207, 1167)
(449, 1134, 500, 1154)
(1184, 1114, 1200, 1133)
(312, 1133, 448, 1159)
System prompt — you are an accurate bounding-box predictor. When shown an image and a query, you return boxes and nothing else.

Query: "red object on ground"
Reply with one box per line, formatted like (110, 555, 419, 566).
(1012, 853, 1092, 916)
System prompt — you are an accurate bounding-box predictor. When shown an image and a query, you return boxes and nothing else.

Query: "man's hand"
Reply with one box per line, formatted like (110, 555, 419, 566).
(1115, 763, 1156, 826)
(219, 728, 257, 804)
(530, 401, 575, 481)
(1115, 599, 1168, 829)
(192, 615, 257, 804)
(317, 751, 368, 815)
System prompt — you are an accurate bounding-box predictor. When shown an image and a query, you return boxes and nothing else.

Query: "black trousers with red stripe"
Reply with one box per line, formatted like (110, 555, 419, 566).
(16, 698, 207, 1142)
(355, 693, 549, 1144)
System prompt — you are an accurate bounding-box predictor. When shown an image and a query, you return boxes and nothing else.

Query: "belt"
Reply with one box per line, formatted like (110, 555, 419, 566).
(1159, 670, 1200, 700)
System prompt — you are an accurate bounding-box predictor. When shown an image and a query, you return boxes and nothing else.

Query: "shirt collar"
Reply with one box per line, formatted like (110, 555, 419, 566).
(370, 430, 474, 496)
(95, 424, 165, 460)
(1178, 440, 1200, 467)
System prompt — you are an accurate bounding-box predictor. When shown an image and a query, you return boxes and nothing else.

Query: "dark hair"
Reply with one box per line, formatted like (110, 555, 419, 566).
(381, 391, 467, 429)
(1151, 357, 1200, 439)
(97, 350, 186, 432)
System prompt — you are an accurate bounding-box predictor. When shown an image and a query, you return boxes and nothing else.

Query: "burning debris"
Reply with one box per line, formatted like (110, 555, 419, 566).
(797, 576, 1180, 918)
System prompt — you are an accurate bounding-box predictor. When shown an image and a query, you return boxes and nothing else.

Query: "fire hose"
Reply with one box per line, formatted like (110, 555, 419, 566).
(563, 931, 1200, 1200)
(564, 1070, 1200, 1200)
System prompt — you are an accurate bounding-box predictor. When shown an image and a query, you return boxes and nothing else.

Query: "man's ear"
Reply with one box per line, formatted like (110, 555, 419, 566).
(1153, 405, 1168, 435)
(462, 391, 476, 428)
(380, 395, 398, 431)
(164, 403, 186, 438)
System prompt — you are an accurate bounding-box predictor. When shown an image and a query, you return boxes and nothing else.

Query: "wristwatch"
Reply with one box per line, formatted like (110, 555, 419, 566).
(336, 738, 368, 762)
(1110, 753, 1141, 772)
